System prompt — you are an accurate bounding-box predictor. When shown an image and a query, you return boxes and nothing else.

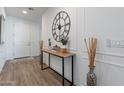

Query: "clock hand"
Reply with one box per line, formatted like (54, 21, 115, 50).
(61, 23, 70, 27)
(52, 24, 59, 30)
(59, 24, 65, 28)
(52, 27, 58, 30)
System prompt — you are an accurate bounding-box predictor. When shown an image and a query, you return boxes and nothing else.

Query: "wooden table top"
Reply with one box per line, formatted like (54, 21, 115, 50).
(41, 48, 76, 58)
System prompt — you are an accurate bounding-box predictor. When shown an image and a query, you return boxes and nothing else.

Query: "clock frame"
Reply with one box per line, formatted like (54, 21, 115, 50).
(52, 11, 71, 42)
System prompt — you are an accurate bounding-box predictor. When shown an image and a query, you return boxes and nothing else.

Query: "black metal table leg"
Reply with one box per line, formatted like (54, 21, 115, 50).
(71, 56, 74, 85)
(49, 53, 50, 67)
(41, 52, 50, 70)
(62, 57, 64, 86)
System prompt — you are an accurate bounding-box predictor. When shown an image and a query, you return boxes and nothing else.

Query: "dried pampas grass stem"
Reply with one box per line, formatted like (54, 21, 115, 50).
(84, 38, 97, 68)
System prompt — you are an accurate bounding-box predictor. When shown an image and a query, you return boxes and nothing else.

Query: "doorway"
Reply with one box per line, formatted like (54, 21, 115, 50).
(14, 20, 40, 58)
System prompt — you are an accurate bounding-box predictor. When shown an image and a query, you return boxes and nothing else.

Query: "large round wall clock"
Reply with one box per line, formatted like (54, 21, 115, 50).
(52, 11, 71, 42)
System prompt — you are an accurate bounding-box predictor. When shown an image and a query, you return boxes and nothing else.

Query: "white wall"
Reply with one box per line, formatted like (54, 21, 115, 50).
(42, 7, 78, 83)
(0, 7, 6, 72)
(6, 16, 41, 60)
(42, 7, 124, 86)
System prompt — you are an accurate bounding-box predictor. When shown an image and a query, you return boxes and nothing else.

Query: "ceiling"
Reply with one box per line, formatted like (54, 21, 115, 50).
(5, 7, 48, 21)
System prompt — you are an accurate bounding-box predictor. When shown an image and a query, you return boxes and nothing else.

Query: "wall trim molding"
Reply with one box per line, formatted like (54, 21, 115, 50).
(82, 50, 124, 58)
(82, 57, 124, 68)
(70, 48, 77, 51)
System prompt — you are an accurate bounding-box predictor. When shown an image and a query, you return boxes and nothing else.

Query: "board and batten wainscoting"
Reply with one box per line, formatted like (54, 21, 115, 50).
(42, 7, 124, 86)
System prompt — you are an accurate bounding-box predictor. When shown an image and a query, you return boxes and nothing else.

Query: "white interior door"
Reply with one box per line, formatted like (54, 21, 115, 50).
(30, 23, 40, 56)
(14, 22, 31, 58)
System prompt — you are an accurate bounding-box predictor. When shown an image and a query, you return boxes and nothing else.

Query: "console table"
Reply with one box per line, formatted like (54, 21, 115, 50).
(40, 48, 75, 86)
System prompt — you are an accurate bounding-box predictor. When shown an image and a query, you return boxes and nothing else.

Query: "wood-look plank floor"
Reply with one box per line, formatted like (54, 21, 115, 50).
(0, 57, 70, 86)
